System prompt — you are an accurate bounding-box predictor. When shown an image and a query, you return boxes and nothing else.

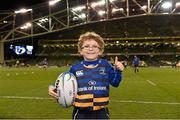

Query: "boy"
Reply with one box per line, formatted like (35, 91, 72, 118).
(49, 32, 124, 119)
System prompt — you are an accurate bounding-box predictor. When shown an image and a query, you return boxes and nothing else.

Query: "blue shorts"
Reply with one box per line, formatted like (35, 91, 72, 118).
(72, 107, 109, 119)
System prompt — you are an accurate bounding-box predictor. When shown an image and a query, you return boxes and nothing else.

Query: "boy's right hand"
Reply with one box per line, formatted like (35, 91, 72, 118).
(114, 56, 124, 71)
(48, 85, 58, 99)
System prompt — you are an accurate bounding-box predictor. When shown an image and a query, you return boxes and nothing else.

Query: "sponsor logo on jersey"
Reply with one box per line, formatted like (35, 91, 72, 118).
(76, 70, 84, 77)
(88, 80, 96, 86)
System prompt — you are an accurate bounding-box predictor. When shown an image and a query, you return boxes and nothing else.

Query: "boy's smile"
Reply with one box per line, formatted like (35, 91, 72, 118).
(80, 39, 102, 61)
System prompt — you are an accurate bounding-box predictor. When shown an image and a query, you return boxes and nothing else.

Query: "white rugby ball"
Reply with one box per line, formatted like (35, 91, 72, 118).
(55, 72, 77, 108)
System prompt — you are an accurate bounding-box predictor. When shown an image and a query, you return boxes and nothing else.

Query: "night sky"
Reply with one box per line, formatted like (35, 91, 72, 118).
(0, 0, 47, 10)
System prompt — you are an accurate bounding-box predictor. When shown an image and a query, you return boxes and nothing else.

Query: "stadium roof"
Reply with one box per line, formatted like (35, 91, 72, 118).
(0, 0, 180, 42)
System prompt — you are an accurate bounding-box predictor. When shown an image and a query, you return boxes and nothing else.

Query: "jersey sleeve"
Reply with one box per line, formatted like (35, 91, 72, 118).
(107, 61, 122, 87)
(69, 65, 76, 76)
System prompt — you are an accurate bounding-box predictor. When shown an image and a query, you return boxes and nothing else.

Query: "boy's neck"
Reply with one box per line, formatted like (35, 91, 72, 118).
(83, 59, 99, 66)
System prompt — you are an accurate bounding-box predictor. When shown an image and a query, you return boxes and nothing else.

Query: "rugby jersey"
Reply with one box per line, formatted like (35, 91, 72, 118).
(69, 59, 122, 111)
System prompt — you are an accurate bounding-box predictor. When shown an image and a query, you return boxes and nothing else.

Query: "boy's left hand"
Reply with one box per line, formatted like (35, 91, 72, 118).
(114, 56, 124, 71)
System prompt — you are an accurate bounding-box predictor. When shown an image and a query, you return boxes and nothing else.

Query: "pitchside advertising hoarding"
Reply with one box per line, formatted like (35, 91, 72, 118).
(9, 44, 34, 57)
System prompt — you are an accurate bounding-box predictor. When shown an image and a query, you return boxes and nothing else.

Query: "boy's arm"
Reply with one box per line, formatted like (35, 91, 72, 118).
(48, 65, 75, 100)
(109, 67, 122, 87)
(48, 85, 58, 99)
(108, 57, 124, 87)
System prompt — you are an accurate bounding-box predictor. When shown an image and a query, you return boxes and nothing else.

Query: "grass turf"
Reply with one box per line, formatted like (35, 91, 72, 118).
(0, 67, 179, 119)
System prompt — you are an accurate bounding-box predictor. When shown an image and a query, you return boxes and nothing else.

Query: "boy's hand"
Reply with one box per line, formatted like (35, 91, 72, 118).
(114, 56, 124, 71)
(48, 85, 58, 99)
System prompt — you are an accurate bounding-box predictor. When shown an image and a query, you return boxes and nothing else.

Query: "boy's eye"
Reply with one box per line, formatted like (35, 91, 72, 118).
(81, 45, 100, 50)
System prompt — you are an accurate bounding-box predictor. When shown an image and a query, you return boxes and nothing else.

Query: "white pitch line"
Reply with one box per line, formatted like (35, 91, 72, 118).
(0, 96, 53, 100)
(0, 96, 180, 105)
(110, 100, 180, 105)
(146, 80, 156, 86)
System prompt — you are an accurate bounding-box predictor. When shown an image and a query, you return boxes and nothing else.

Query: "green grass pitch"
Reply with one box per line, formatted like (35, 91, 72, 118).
(0, 66, 180, 119)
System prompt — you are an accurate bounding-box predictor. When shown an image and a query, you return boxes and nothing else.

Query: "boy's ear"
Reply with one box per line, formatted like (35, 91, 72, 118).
(79, 50, 83, 55)
(98, 50, 103, 56)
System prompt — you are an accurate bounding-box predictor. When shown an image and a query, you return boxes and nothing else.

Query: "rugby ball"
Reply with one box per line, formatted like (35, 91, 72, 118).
(55, 72, 77, 108)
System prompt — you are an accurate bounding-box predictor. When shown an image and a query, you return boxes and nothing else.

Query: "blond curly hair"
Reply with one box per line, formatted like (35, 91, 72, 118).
(78, 32, 104, 53)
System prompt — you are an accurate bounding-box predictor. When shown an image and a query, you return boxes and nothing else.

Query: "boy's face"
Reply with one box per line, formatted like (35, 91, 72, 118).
(80, 39, 102, 61)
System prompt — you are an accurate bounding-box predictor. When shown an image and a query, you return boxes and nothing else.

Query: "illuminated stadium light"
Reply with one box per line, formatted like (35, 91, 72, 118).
(112, 8, 124, 13)
(43, 45, 47, 48)
(161, 2, 172, 9)
(20, 22, 32, 30)
(3, 21, 8, 23)
(72, 13, 86, 21)
(39, 18, 49, 23)
(110, 0, 125, 2)
(109, 0, 117, 2)
(56, 44, 60, 47)
(79, 13, 86, 19)
(49, 0, 61, 6)
(91, 0, 106, 8)
(176, 2, 180, 8)
(98, 10, 106, 16)
(20, 26, 27, 30)
(15, 8, 32, 14)
(141, 5, 147, 10)
(72, 5, 86, 12)
(26, 22, 32, 27)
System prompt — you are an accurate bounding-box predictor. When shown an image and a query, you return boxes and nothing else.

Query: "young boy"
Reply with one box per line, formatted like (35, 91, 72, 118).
(49, 32, 124, 119)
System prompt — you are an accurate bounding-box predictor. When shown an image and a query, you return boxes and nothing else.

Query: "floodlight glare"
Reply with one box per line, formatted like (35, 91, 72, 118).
(91, 1, 106, 8)
(176, 2, 180, 8)
(161, 2, 172, 9)
(79, 13, 86, 19)
(15, 8, 32, 14)
(141, 5, 147, 10)
(39, 18, 49, 23)
(112, 8, 124, 13)
(20, 22, 32, 30)
(109, 0, 117, 2)
(26, 22, 32, 27)
(98, 11, 106, 16)
(72, 5, 86, 12)
(3, 21, 8, 23)
(49, 0, 61, 6)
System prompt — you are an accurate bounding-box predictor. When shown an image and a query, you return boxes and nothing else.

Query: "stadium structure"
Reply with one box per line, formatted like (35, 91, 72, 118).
(0, 0, 180, 67)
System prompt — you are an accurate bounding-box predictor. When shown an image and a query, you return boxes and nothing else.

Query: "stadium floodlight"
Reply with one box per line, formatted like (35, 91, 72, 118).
(49, 0, 61, 6)
(72, 5, 86, 12)
(161, 2, 172, 9)
(14, 8, 32, 14)
(39, 18, 49, 23)
(176, 2, 180, 8)
(140, 5, 147, 10)
(110, 0, 125, 2)
(20, 22, 32, 30)
(91, 0, 106, 8)
(109, 0, 117, 2)
(112, 8, 124, 13)
(3, 21, 8, 23)
(79, 13, 86, 19)
(98, 10, 106, 16)
(26, 22, 32, 27)
(72, 13, 86, 21)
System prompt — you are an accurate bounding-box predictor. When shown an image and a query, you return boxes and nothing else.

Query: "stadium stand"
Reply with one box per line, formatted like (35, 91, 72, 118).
(0, 0, 180, 67)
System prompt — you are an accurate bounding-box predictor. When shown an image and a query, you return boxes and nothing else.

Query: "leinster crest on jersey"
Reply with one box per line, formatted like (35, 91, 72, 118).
(99, 67, 106, 75)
